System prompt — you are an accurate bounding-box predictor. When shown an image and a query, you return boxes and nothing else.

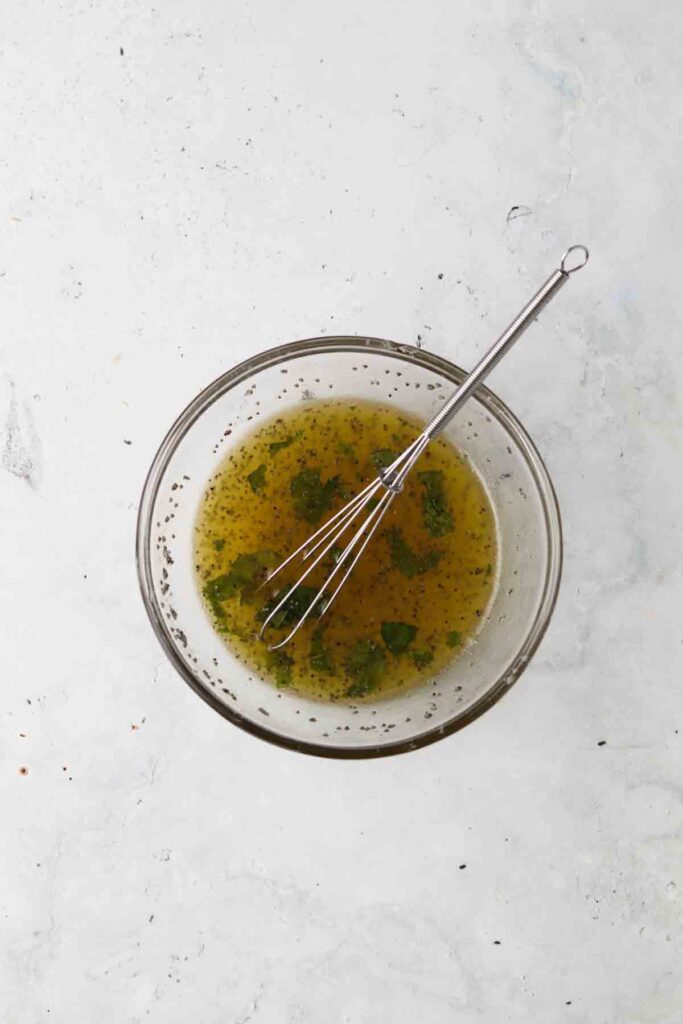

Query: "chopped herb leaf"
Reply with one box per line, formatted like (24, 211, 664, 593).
(344, 640, 386, 698)
(269, 430, 303, 455)
(485, 562, 493, 577)
(337, 440, 356, 459)
(204, 578, 233, 605)
(239, 583, 267, 607)
(366, 497, 380, 512)
(204, 557, 276, 602)
(290, 467, 341, 523)
(203, 551, 278, 617)
(371, 448, 398, 470)
(268, 650, 293, 688)
(258, 584, 327, 628)
(418, 469, 454, 536)
(447, 630, 462, 648)
(310, 626, 334, 674)
(411, 650, 434, 669)
(386, 527, 442, 578)
(381, 621, 418, 654)
(247, 463, 267, 494)
(212, 538, 226, 552)
(324, 544, 345, 570)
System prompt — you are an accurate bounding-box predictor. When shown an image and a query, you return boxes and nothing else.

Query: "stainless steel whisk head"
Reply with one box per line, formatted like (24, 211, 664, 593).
(260, 245, 589, 650)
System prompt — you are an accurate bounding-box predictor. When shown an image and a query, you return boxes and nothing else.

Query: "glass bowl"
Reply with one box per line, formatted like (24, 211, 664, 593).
(136, 337, 561, 758)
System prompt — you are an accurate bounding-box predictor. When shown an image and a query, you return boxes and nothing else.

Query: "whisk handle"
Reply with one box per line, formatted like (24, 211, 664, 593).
(424, 245, 589, 439)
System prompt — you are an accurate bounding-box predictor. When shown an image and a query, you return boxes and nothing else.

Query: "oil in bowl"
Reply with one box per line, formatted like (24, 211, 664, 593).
(194, 399, 497, 702)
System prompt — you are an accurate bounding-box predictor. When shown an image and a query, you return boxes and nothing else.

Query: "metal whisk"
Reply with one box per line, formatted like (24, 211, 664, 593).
(260, 245, 589, 650)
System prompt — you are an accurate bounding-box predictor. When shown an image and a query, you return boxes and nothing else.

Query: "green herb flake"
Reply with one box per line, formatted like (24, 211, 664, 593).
(418, 469, 454, 537)
(337, 440, 356, 460)
(381, 621, 418, 654)
(310, 626, 334, 675)
(485, 562, 493, 577)
(268, 430, 303, 456)
(258, 584, 327, 629)
(411, 650, 434, 669)
(344, 640, 386, 698)
(386, 527, 442, 579)
(371, 448, 398, 471)
(247, 463, 267, 494)
(203, 550, 278, 617)
(324, 544, 345, 570)
(447, 630, 462, 648)
(204, 551, 276, 602)
(290, 467, 341, 524)
(268, 650, 293, 688)
(212, 538, 226, 552)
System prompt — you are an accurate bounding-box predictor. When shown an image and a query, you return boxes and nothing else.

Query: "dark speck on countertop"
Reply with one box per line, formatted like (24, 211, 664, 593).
(506, 204, 532, 222)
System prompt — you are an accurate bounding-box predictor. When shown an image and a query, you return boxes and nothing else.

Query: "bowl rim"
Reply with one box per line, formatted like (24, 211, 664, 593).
(136, 335, 562, 759)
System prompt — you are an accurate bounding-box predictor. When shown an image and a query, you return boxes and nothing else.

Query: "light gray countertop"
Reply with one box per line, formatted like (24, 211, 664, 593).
(1, 1, 681, 1021)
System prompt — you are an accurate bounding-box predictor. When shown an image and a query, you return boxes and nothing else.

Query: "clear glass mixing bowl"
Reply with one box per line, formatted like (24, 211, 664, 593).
(136, 337, 561, 758)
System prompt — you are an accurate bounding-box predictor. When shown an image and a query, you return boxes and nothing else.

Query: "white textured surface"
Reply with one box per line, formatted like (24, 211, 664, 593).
(1, 1, 682, 1020)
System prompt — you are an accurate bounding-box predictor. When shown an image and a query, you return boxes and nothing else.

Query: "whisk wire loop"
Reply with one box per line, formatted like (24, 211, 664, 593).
(259, 248, 588, 650)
